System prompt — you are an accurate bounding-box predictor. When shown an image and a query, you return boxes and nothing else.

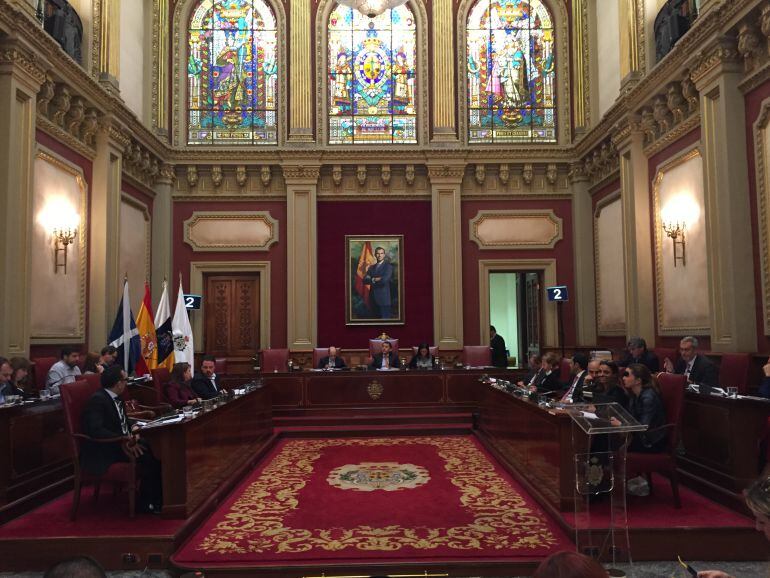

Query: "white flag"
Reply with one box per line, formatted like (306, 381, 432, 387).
(172, 280, 194, 364)
(154, 280, 175, 370)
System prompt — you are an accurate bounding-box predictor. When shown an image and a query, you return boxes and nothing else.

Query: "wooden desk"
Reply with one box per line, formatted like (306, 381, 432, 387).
(476, 385, 584, 512)
(679, 392, 770, 500)
(263, 368, 521, 413)
(142, 387, 273, 519)
(0, 400, 72, 522)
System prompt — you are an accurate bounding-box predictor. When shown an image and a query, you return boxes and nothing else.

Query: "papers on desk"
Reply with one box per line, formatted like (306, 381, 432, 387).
(138, 414, 185, 429)
(376, 367, 399, 371)
(232, 388, 246, 396)
(580, 411, 599, 420)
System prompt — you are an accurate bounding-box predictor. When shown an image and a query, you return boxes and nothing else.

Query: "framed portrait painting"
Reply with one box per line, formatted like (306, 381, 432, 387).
(346, 235, 404, 325)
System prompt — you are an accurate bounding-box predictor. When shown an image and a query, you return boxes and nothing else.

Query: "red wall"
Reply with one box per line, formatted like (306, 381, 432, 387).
(31, 131, 93, 359)
(461, 199, 576, 347)
(317, 200, 434, 349)
(172, 200, 288, 348)
(745, 79, 770, 354)
(646, 127, 710, 350)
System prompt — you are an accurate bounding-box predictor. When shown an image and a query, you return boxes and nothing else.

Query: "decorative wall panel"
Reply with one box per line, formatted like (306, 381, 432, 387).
(183, 211, 279, 251)
(594, 194, 626, 335)
(469, 209, 562, 249)
(119, 194, 151, 311)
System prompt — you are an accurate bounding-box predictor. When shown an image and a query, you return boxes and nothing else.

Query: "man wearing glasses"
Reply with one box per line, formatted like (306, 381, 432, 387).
(662, 335, 718, 388)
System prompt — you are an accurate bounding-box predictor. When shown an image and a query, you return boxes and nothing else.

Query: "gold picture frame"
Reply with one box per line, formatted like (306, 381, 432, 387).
(346, 235, 404, 325)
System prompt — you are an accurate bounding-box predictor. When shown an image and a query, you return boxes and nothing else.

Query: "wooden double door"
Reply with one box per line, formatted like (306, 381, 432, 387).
(204, 274, 260, 358)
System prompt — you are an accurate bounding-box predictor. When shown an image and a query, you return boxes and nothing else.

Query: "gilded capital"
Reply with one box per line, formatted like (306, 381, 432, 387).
(0, 42, 47, 88)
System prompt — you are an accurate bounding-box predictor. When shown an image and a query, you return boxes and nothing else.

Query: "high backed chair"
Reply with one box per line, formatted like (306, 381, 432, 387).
(32, 357, 58, 391)
(718, 353, 751, 394)
(652, 347, 678, 370)
(150, 367, 171, 404)
(261, 348, 290, 372)
(411, 346, 439, 357)
(626, 372, 686, 508)
(462, 346, 491, 367)
(61, 379, 137, 520)
(559, 358, 572, 383)
(369, 339, 399, 357)
(313, 348, 330, 368)
(214, 357, 228, 375)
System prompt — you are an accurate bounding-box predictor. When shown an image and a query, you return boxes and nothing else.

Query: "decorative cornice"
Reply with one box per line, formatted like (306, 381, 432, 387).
(691, 36, 742, 86)
(36, 115, 96, 159)
(643, 113, 701, 157)
(426, 163, 466, 181)
(0, 41, 46, 87)
(281, 165, 321, 182)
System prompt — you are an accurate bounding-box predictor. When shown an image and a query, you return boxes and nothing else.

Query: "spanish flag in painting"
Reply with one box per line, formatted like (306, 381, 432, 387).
(135, 282, 157, 375)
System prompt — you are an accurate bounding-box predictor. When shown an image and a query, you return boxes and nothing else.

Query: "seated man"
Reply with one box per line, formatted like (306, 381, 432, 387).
(0, 357, 21, 397)
(47, 346, 82, 390)
(318, 346, 346, 370)
(663, 335, 718, 388)
(619, 336, 659, 372)
(80, 366, 162, 513)
(558, 352, 589, 403)
(98, 346, 118, 372)
(369, 341, 400, 370)
(191, 355, 221, 400)
(530, 352, 562, 394)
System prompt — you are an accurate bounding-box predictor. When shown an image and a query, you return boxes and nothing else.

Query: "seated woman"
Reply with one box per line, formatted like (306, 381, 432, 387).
(409, 343, 435, 370)
(592, 360, 629, 409)
(4, 357, 30, 398)
(165, 362, 201, 409)
(82, 352, 103, 375)
(622, 363, 666, 453)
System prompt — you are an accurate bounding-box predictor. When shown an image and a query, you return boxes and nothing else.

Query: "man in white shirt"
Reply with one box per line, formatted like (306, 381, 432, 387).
(47, 347, 82, 389)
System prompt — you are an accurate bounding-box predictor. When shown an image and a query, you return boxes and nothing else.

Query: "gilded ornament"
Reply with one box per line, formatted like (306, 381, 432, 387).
(211, 165, 223, 188)
(405, 164, 415, 186)
(187, 165, 199, 188)
(761, 6, 770, 53)
(653, 95, 672, 134)
(80, 108, 99, 145)
(499, 163, 510, 185)
(260, 165, 271, 187)
(236, 165, 248, 187)
(737, 23, 761, 71)
(51, 84, 71, 126)
(640, 107, 657, 144)
(666, 83, 686, 124)
(356, 165, 367, 186)
(522, 164, 533, 185)
(37, 78, 55, 116)
(65, 97, 85, 135)
(366, 379, 383, 400)
(332, 164, 342, 186)
(546, 164, 557, 185)
(475, 164, 486, 185)
(381, 164, 391, 187)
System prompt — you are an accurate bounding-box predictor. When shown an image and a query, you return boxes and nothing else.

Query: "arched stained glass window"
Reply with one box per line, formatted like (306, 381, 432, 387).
(328, 4, 417, 144)
(188, 0, 278, 145)
(467, 0, 555, 143)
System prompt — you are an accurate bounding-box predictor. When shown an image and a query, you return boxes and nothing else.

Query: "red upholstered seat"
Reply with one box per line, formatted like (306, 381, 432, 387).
(61, 379, 137, 520)
(462, 346, 491, 367)
(150, 367, 171, 404)
(261, 348, 290, 373)
(369, 339, 399, 357)
(627, 372, 686, 508)
(32, 357, 58, 391)
(559, 358, 572, 383)
(718, 353, 751, 394)
(652, 347, 678, 370)
(312, 348, 335, 368)
(214, 357, 228, 375)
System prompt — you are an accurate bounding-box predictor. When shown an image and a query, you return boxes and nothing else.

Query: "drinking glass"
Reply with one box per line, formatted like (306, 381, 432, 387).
(726, 386, 738, 399)
(182, 406, 194, 419)
(39, 389, 51, 401)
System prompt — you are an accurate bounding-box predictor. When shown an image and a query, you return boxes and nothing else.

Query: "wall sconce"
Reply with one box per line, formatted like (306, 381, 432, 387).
(662, 220, 686, 267)
(39, 199, 79, 275)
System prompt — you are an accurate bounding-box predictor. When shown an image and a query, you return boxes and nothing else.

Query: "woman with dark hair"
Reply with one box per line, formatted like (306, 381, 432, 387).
(8, 357, 31, 397)
(165, 362, 200, 409)
(623, 363, 666, 453)
(593, 360, 628, 409)
(533, 551, 608, 578)
(82, 352, 102, 375)
(408, 343, 435, 370)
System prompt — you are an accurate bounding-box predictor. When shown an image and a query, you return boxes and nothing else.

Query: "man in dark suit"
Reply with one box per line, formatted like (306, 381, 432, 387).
(318, 346, 346, 370)
(363, 246, 394, 318)
(664, 335, 718, 388)
(369, 341, 400, 370)
(489, 325, 507, 368)
(558, 352, 589, 403)
(619, 337, 660, 372)
(80, 366, 162, 513)
(191, 355, 221, 400)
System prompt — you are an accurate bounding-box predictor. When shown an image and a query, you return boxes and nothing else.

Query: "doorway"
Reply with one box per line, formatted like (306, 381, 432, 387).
(488, 271, 542, 366)
(204, 274, 261, 358)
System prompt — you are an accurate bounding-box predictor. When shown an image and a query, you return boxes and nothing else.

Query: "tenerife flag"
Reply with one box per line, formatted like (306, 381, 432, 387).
(154, 280, 175, 371)
(172, 278, 195, 364)
(108, 279, 141, 374)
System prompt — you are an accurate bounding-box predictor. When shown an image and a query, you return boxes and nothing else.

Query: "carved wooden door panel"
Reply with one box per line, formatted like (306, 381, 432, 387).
(524, 272, 541, 355)
(204, 274, 260, 357)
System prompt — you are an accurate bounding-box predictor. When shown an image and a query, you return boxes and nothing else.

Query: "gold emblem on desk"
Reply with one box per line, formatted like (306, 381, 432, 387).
(367, 379, 384, 400)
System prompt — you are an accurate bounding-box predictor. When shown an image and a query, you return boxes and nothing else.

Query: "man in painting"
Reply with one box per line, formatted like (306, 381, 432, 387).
(363, 246, 394, 319)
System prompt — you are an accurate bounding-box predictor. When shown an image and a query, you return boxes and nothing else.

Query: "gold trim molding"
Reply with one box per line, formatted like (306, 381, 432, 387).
(183, 211, 279, 252)
(469, 210, 563, 250)
(753, 96, 770, 334)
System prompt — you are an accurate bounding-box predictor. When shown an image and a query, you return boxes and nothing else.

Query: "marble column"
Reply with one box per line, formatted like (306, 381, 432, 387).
(283, 164, 320, 349)
(88, 121, 126, 351)
(428, 163, 465, 349)
(570, 162, 597, 345)
(693, 38, 757, 352)
(614, 121, 656, 346)
(0, 41, 45, 357)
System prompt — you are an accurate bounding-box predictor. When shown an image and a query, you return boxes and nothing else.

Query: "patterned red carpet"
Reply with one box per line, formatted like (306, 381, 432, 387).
(173, 435, 571, 567)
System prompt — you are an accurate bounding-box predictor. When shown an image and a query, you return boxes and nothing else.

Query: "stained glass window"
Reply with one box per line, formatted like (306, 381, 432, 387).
(188, 0, 278, 145)
(467, 0, 555, 143)
(328, 4, 417, 144)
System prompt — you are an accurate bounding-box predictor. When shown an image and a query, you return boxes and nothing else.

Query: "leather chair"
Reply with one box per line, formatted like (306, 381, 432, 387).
(150, 367, 171, 404)
(369, 339, 399, 357)
(214, 357, 228, 375)
(462, 346, 491, 367)
(32, 356, 58, 391)
(313, 348, 331, 368)
(61, 379, 137, 520)
(261, 348, 290, 373)
(626, 372, 686, 508)
(559, 358, 572, 383)
(718, 353, 751, 394)
(652, 347, 678, 370)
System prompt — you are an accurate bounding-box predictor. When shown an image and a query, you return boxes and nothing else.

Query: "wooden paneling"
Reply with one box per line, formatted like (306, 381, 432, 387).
(205, 274, 260, 357)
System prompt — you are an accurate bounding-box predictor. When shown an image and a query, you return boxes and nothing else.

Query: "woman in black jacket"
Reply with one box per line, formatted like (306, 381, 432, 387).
(623, 363, 667, 453)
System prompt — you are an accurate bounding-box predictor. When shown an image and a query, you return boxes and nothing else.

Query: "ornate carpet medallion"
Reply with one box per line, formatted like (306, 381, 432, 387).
(327, 462, 429, 492)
